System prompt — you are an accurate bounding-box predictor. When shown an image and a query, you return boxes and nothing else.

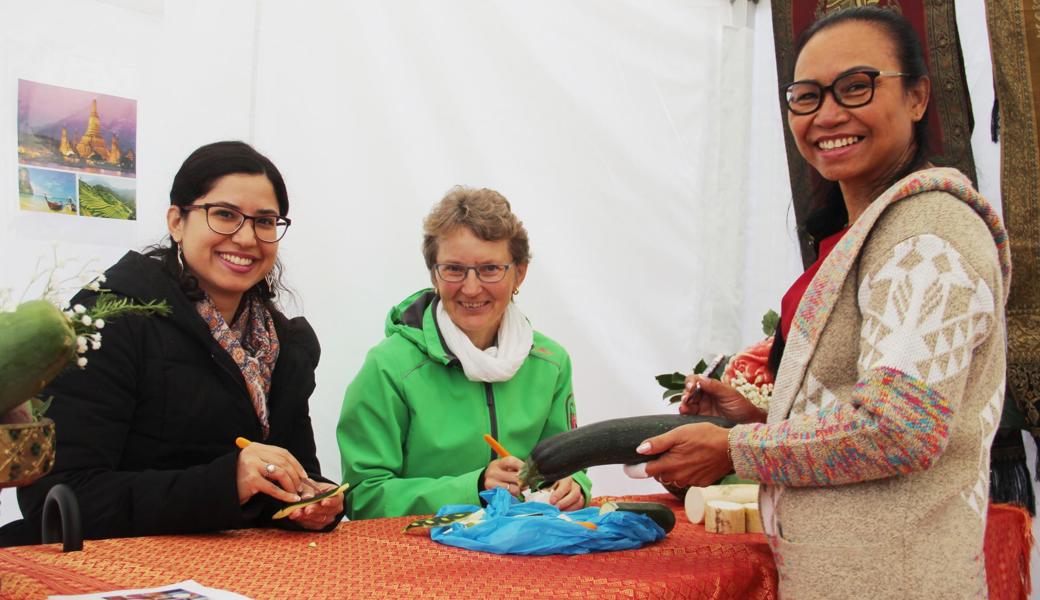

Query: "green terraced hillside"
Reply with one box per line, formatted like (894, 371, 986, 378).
(79, 180, 135, 220)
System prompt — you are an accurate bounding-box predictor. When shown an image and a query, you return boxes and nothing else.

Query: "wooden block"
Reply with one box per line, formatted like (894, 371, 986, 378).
(704, 500, 745, 534)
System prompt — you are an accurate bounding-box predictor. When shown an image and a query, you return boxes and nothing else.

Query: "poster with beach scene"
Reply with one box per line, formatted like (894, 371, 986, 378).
(16, 79, 136, 220)
(18, 166, 77, 215)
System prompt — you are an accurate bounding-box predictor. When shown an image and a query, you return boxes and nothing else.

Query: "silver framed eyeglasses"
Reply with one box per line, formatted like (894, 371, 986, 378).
(782, 69, 910, 115)
(181, 203, 291, 243)
(433, 263, 513, 283)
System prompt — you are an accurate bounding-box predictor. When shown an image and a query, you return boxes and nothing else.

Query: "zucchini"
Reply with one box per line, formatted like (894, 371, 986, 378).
(599, 501, 676, 533)
(271, 482, 349, 519)
(521, 414, 733, 488)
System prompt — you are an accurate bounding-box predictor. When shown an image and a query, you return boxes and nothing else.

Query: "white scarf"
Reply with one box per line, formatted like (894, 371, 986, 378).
(436, 299, 534, 382)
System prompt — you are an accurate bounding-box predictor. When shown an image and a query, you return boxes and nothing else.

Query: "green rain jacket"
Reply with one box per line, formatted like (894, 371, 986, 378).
(338, 289, 592, 519)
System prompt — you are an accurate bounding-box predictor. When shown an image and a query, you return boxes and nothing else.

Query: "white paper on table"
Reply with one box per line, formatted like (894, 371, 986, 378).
(48, 579, 253, 600)
(522, 488, 553, 504)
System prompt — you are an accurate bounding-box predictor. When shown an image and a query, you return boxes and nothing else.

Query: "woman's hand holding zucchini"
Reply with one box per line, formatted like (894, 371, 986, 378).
(635, 423, 734, 489)
(522, 414, 735, 489)
(619, 374, 758, 489)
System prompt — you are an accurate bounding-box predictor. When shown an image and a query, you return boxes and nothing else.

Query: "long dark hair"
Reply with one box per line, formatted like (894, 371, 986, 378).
(769, 7, 932, 376)
(145, 141, 291, 308)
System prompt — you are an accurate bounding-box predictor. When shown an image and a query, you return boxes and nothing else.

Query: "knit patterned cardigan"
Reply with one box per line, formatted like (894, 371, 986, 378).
(729, 168, 1011, 599)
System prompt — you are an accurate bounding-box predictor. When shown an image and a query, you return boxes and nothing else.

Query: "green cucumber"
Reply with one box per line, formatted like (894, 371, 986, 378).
(521, 414, 733, 488)
(599, 501, 676, 533)
(0, 301, 76, 416)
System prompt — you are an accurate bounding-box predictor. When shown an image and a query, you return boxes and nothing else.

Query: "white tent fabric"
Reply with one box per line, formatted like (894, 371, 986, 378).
(250, 0, 768, 495)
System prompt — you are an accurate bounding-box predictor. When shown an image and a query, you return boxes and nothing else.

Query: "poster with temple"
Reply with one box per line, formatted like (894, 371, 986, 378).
(16, 79, 137, 220)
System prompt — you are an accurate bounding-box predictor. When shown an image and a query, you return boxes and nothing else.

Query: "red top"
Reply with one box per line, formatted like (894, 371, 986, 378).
(780, 227, 849, 340)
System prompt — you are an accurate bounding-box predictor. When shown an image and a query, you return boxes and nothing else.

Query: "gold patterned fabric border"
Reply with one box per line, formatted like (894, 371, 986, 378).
(771, 0, 977, 267)
(986, 1, 1040, 434)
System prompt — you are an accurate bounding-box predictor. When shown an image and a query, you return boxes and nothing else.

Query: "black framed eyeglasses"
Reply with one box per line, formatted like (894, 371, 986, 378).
(181, 203, 291, 243)
(782, 69, 910, 115)
(433, 263, 513, 283)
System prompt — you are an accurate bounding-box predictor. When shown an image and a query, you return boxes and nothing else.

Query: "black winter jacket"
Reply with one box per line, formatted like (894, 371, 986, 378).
(3, 251, 334, 544)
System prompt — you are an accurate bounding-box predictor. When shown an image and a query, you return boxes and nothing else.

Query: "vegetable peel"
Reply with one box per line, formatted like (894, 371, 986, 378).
(272, 482, 349, 519)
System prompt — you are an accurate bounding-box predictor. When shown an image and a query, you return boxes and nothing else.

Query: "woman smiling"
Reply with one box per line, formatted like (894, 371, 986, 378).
(3, 141, 343, 545)
(338, 186, 591, 519)
(630, 8, 1010, 598)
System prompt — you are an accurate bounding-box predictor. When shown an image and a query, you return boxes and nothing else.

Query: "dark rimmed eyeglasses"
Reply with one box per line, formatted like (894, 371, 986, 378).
(181, 204, 291, 243)
(433, 263, 513, 283)
(781, 69, 910, 115)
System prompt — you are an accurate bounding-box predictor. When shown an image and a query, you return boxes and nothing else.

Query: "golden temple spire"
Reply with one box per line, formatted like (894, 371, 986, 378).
(84, 99, 101, 137)
(108, 135, 121, 164)
(76, 98, 109, 160)
(59, 127, 74, 156)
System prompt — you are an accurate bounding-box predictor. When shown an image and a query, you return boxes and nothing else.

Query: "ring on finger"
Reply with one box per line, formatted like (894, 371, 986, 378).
(264, 463, 277, 477)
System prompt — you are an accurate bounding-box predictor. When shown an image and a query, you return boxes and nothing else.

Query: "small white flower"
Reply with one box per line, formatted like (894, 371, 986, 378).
(77, 336, 87, 346)
(86, 282, 101, 291)
(97, 274, 107, 283)
(94, 318, 105, 329)
(91, 340, 101, 350)
(73, 305, 87, 314)
(77, 357, 88, 368)
(81, 315, 93, 326)
(91, 333, 102, 342)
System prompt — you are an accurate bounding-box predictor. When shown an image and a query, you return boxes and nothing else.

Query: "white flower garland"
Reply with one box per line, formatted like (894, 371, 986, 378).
(724, 370, 773, 411)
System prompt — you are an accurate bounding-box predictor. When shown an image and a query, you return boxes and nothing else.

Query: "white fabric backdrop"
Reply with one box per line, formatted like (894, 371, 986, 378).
(251, 0, 759, 498)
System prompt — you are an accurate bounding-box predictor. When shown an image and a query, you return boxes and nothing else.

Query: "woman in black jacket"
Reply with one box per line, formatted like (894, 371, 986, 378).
(2, 141, 343, 544)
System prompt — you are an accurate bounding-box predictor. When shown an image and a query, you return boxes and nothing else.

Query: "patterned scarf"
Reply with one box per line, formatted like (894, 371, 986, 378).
(195, 294, 280, 438)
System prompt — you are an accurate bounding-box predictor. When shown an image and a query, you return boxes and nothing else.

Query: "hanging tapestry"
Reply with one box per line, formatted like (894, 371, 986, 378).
(986, 1, 1040, 437)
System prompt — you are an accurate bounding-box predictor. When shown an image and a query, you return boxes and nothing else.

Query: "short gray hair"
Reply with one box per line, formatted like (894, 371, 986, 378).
(421, 186, 530, 269)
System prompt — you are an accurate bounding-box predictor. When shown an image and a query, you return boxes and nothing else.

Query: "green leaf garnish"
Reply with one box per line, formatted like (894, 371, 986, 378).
(761, 309, 780, 337)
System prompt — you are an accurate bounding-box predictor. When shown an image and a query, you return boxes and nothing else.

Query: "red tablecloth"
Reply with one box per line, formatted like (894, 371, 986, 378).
(0, 497, 1029, 600)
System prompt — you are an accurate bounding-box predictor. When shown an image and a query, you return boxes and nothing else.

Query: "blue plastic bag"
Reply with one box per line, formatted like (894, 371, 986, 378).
(429, 487, 666, 555)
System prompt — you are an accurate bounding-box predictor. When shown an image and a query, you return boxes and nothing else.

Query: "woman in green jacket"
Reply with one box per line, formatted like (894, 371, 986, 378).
(338, 186, 591, 519)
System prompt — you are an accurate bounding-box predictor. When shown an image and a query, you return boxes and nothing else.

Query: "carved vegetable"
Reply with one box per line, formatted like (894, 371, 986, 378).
(271, 482, 349, 519)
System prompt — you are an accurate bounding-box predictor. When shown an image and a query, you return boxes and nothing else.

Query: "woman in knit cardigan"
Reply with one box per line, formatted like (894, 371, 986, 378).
(631, 8, 1010, 599)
